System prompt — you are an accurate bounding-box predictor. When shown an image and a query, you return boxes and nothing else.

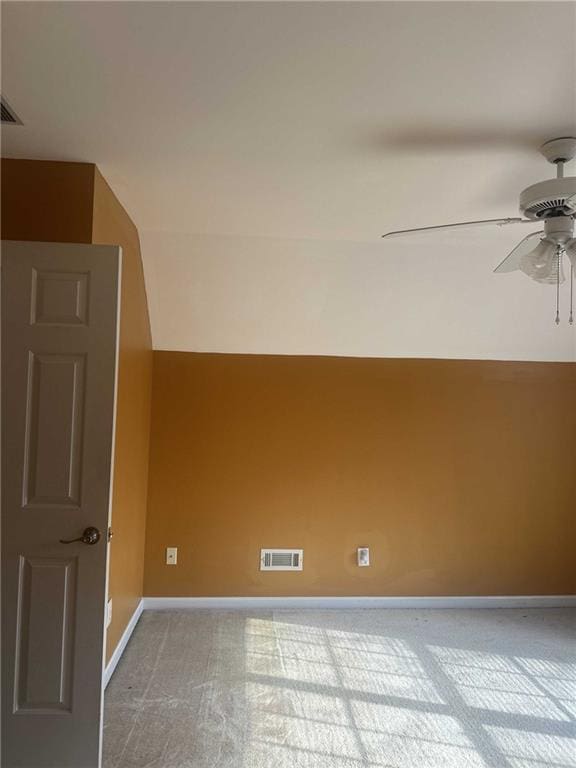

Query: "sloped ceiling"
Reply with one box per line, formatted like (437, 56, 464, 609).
(2, 1, 575, 360)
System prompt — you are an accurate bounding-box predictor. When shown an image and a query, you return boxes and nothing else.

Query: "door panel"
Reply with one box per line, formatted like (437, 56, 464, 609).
(23, 352, 86, 508)
(2, 241, 121, 768)
(14, 556, 77, 713)
(31, 269, 90, 326)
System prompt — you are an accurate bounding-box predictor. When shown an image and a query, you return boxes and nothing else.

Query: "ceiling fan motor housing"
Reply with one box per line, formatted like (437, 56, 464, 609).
(519, 177, 576, 219)
(543, 215, 574, 245)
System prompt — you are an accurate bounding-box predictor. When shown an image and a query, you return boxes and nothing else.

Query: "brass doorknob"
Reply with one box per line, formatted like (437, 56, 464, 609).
(60, 526, 101, 545)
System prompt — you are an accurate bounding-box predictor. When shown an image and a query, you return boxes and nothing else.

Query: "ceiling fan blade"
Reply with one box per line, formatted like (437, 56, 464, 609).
(382, 218, 534, 239)
(520, 241, 565, 285)
(493, 231, 544, 273)
(565, 193, 576, 212)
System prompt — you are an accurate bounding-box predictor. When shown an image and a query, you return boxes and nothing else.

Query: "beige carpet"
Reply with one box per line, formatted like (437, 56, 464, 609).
(104, 608, 576, 768)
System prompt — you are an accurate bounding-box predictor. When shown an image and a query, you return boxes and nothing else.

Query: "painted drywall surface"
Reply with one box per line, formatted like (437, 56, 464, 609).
(1, 159, 153, 663)
(141, 230, 576, 362)
(144, 352, 576, 597)
(1, 158, 94, 242)
(92, 170, 153, 663)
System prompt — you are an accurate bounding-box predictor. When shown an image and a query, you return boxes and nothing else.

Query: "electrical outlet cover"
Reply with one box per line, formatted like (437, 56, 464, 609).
(166, 547, 178, 565)
(357, 547, 370, 567)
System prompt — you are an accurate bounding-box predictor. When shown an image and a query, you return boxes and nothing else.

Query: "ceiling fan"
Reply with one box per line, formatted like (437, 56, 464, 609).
(382, 137, 576, 324)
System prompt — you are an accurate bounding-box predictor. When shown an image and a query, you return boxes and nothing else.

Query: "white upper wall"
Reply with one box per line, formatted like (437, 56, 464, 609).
(2, 1, 576, 360)
(142, 230, 576, 361)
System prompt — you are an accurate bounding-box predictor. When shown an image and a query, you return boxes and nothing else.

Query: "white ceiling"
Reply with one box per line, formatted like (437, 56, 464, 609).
(2, 1, 576, 360)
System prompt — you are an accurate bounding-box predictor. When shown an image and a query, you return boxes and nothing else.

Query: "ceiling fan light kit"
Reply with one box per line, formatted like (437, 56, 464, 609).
(382, 137, 576, 325)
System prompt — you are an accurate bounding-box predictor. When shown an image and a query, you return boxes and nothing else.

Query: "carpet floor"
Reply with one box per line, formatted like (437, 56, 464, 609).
(104, 608, 576, 768)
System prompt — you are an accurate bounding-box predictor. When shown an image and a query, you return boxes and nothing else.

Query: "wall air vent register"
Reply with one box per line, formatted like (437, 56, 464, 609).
(260, 549, 303, 571)
(1, 97, 22, 125)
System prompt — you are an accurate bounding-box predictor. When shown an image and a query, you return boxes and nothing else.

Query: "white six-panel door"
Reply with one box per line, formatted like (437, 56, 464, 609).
(2, 241, 121, 768)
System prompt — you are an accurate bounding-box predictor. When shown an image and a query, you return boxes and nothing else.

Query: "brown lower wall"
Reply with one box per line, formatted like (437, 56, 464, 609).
(92, 170, 153, 661)
(144, 352, 576, 597)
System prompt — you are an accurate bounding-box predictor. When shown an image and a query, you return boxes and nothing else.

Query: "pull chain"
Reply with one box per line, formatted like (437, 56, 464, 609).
(555, 246, 561, 325)
(570, 262, 574, 326)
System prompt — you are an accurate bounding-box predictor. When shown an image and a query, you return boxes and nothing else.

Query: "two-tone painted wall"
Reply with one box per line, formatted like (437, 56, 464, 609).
(3, 159, 575, 623)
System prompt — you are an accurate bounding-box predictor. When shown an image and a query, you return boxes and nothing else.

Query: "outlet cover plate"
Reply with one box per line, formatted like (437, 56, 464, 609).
(166, 547, 178, 565)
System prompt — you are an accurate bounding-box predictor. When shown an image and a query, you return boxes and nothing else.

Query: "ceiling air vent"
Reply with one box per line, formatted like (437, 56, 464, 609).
(1, 97, 22, 125)
(260, 548, 303, 571)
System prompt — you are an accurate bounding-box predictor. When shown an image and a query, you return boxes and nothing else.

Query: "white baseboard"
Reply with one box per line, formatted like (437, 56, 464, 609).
(104, 598, 144, 688)
(142, 595, 576, 610)
(102, 594, 573, 680)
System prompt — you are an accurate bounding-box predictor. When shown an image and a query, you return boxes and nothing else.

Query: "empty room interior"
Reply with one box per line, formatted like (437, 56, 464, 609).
(1, 2, 576, 767)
